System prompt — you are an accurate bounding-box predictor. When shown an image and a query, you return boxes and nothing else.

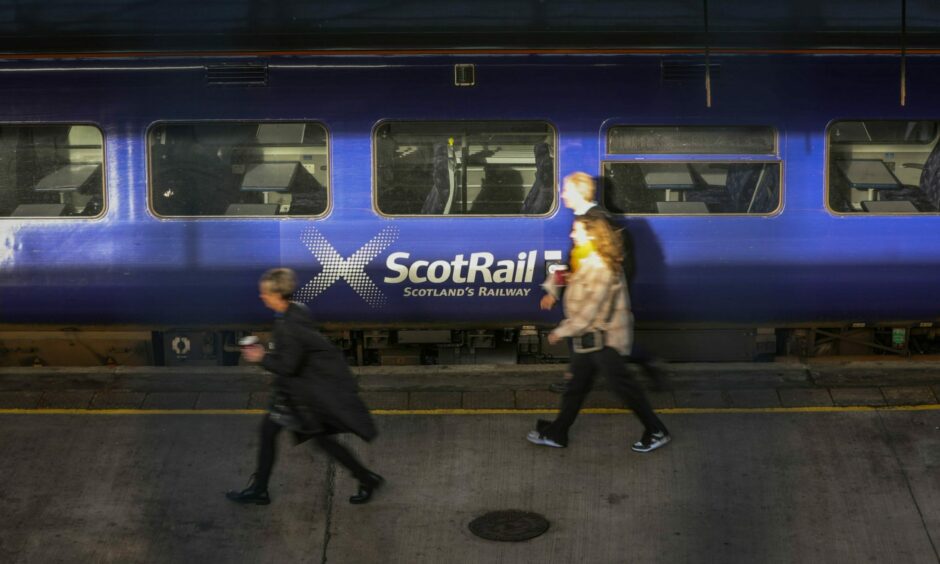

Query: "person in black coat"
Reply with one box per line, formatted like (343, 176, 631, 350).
(226, 268, 383, 505)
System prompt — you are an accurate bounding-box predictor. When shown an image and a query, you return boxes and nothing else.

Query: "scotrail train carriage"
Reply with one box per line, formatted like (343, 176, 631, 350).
(2, 7, 940, 365)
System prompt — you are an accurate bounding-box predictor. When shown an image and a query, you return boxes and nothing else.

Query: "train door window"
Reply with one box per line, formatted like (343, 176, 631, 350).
(0, 124, 105, 218)
(374, 121, 556, 216)
(602, 125, 781, 215)
(148, 122, 329, 218)
(827, 120, 940, 214)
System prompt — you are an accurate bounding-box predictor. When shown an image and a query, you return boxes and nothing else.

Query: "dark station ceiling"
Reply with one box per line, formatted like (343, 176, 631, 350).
(1, 0, 939, 55)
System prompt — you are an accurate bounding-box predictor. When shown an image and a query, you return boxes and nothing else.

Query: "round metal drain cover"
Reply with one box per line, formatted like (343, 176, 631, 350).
(468, 510, 550, 542)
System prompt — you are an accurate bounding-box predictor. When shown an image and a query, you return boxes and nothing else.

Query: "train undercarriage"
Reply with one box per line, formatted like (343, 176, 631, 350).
(2, 324, 940, 367)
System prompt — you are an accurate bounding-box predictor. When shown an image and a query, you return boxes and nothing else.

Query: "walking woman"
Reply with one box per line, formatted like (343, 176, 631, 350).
(227, 268, 384, 505)
(528, 216, 671, 452)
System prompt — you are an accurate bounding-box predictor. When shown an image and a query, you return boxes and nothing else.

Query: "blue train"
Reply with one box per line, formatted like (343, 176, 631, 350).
(2, 49, 940, 364)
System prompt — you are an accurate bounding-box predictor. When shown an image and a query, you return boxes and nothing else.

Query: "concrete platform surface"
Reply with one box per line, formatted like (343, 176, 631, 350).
(0, 409, 938, 563)
(1, 361, 940, 411)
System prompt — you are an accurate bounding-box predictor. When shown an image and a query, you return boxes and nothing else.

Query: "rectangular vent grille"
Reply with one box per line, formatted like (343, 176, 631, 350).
(454, 64, 475, 86)
(661, 62, 721, 81)
(205, 64, 268, 86)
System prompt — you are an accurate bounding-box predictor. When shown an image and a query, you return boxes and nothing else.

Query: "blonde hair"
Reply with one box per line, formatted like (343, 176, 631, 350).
(575, 215, 623, 273)
(259, 268, 297, 299)
(563, 172, 596, 201)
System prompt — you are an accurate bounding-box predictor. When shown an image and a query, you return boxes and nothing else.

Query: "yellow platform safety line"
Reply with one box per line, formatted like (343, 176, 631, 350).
(0, 405, 939, 416)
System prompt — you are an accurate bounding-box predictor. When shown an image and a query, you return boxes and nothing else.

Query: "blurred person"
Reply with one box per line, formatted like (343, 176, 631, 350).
(542, 172, 665, 393)
(226, 268, 383, 505)
(540, 172, 616, 309)
(541, 172, 611, 391)
(529, 215, 670, 452)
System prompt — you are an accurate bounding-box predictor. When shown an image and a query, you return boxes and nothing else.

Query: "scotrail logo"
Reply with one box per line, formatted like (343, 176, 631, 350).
(295, 226, 399, 308)
(297, 226, 563, 307)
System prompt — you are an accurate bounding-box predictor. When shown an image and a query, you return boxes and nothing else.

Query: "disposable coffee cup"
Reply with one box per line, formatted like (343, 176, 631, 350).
(552, 265, 569, 286)
(239, 336, 260, 347)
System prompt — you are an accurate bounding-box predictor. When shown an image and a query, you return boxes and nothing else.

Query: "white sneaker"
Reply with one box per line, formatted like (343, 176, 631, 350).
(632, 430, 671, 453)
(526, 430, 565, 448)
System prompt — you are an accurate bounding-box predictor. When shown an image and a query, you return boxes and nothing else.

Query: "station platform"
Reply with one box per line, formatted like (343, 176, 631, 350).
(0, 360, 939, 412)
(1, 361, 939, 562)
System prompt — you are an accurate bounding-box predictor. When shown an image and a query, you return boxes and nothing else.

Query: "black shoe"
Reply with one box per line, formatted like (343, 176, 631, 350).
(349, 472, 384, 505)
(526, 430, 565, 448)
(226, 486, 270, 505)
(631, 430, 671, 453)
(225, 475, 270, 505)
(549, 380, 569, 393)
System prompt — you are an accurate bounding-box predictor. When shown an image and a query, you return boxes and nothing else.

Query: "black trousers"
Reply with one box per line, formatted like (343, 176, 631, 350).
(543, 347, 667, 446)
(254, 414, 373, 490)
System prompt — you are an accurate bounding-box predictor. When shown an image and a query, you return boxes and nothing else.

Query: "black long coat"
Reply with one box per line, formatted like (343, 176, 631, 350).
(261, 303, 377, 442)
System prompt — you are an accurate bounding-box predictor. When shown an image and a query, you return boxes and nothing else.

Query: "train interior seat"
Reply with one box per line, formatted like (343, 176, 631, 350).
(747, 165, 780, 213)
(686, 164, 732, 212)
(420, 143, 451, 214)
(828, 162, 855, 213)
(287, 166, 327, 215)
(684, 163, 778, 214)
(876, 185, 931, 211)
(469, 165, 523, 214)
(858, 152, 936, 212)
(151, 129, 237, 215)
(603, 164, 656, 214)
(375, 134, 430, 214)
(520, 142, 553, 214)
(190, 143, 238, 215)
(917, 141, 940, 211)
(724, 164, 763, 212)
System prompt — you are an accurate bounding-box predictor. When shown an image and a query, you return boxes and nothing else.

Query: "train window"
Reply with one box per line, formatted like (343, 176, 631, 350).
(0, 124, 105, 218)
(603, 126, 780, 215)
(374, 121, 555, 216)
(828, 120, 940, 214)
(603, 162, 781, 215)
(608, 126, 775, 155)
(149, 122, 328, 218)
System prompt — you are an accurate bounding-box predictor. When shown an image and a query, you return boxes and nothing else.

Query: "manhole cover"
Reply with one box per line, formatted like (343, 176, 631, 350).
(468, 510, 550, 542)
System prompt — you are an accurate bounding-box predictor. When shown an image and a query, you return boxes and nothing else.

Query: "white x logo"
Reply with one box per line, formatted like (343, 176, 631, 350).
(294, 226, 399, 308)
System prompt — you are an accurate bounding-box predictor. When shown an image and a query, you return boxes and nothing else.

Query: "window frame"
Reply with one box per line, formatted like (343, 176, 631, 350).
(606, 125, 777, 155)
(371, 119, 559, 218)
(146, 120, 331, 220)
(600, 123, 783, 217)
(825, 119, 940, 216)
(0, 122, 108, 221)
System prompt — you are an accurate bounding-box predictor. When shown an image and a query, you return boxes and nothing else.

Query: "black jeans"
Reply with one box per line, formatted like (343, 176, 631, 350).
(254, 414, 373, 490)
(543, 347, 667, 446)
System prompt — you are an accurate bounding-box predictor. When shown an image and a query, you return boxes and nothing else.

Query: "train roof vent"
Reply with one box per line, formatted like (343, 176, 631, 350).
(661, 61, 721, 81)
(205, 63, 268, 86)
